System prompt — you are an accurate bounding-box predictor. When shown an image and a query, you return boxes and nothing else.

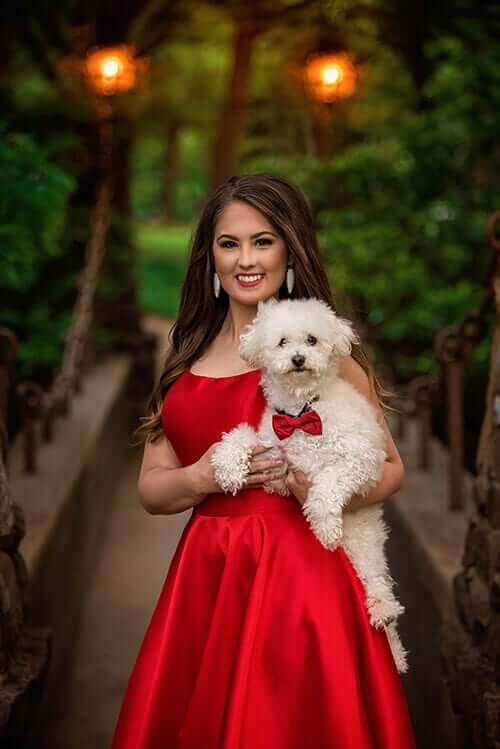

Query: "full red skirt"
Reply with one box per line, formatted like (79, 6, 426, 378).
(111, 368, 416, 748)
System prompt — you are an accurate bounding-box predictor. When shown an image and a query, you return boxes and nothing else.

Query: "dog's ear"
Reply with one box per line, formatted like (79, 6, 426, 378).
(240, 298, 278, 364)
(330, 314, 360, 357)
(239, 322, 262, 366)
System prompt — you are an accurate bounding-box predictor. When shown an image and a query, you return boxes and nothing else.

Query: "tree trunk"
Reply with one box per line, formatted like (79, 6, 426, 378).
(163, 120, 181, 225)
(95, 114, 142, 350)
(209, 19, 260, 193)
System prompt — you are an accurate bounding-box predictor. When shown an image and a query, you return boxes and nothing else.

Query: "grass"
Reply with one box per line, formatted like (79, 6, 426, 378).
(135, 222, 192, 318)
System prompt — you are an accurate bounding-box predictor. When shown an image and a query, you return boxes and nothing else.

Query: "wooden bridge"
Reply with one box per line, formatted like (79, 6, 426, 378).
(1, 209, 500, 747)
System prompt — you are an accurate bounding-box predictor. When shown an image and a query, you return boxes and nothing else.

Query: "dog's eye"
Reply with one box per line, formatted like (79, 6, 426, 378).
(278, 337, 287, 347)
(306, 335, 317, 345)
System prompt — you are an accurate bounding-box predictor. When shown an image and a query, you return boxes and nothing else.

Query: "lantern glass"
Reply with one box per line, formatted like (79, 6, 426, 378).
(85, 45, 140, 97)
(305, 52, 357, 103)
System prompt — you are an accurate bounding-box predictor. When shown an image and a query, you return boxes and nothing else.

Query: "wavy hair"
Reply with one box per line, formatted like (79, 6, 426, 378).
(132, 173, 397, 446)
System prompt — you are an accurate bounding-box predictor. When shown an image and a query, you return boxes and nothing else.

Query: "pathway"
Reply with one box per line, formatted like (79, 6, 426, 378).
(41, 315, 190, 747)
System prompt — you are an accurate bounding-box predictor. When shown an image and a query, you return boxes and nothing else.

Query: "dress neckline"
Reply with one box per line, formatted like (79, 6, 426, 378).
(186, 367, 260, 381)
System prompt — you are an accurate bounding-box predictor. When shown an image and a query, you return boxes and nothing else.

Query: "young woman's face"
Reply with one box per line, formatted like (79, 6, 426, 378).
(212, 200, 288, 303)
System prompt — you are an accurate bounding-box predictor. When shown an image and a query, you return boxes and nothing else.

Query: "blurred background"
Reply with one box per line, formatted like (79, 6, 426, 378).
(0, 1, 499, 747)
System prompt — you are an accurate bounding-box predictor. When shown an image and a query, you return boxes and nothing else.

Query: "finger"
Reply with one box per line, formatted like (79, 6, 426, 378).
(249, 458, 284, 473)
(247, 470, 283, 485)
(252, 445, 272, 456)
(294, 470, 308, 483)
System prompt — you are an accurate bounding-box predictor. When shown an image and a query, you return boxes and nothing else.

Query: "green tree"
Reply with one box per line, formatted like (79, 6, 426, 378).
(0, 129, 75, 380)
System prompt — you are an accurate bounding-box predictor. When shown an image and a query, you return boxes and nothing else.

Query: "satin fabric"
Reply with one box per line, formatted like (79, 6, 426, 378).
(111, 368, 416, 749)
(272, 407, 323, 439)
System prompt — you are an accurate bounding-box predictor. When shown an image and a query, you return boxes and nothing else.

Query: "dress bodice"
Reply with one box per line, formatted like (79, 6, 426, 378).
(161, 368, 265, 467)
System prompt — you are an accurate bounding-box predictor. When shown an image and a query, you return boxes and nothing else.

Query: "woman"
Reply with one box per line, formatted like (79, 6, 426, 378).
(111, 174, 417, 748)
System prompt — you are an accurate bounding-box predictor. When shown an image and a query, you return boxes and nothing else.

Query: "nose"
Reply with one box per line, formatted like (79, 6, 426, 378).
(291, 354, 305, 368)
(238, 242, 258, 268)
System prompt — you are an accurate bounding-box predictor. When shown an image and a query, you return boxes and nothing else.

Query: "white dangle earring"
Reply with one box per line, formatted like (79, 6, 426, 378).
(213, 271, 221, 298)
(286, 265, 295, 295)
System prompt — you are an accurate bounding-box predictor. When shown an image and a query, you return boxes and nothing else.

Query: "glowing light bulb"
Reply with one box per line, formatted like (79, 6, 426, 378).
(102, 57, 121, 79)
(305, 52, 357, 102)
(323, 65, 342, 84)
(83, 44, 148, 96)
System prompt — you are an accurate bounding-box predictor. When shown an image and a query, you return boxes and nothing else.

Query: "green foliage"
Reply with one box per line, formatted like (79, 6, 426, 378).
(242, 24, 499, 382)
(136, 223, 193, 258)
(0, 127, 76, 380)
(316, 130, 491, 378)
(130, 135, 166, 221)
(135, 222, 192, 318)
(0, 130, 74, 286)
(174, 130, 209, 222)
(131, 129, 208, 223)
(130, 4, 231, 223)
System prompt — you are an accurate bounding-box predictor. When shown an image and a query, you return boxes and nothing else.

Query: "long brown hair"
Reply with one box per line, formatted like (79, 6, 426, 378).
(133, 173, 397, 446)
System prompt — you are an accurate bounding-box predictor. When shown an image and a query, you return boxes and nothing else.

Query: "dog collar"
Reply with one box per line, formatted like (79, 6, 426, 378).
(274, 394, 319, 418)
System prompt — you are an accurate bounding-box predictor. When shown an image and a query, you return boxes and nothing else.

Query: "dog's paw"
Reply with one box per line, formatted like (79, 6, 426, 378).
(210, 424, 258, 495)
(384, 620, 409, 674)
(302, 499, 344, 550)
(210, 445, 250, 495)
(366, 596, 405, 629)
(323, 515, 345, 549)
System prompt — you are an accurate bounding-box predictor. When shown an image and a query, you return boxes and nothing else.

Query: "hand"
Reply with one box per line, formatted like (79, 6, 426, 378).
(198, 443, 286, 496)
(285, 469, 313, 506)
(344, 491, 365, 513)
(192, 442, 232, 496)
(243, 444, 287, 489)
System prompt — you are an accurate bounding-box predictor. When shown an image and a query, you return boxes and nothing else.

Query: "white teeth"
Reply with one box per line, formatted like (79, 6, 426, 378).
(237, 274, 264, 282)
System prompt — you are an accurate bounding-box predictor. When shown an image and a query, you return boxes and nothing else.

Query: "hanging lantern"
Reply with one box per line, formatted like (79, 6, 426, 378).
(304, 51, 358, 103)
(84, 45, 148, 97)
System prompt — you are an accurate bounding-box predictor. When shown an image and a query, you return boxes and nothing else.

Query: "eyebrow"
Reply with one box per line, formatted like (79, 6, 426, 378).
(216, 231, 278, 240)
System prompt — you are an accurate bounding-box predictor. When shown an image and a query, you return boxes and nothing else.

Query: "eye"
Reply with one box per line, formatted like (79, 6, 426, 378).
(306, 334, 317, 345)
(220, 237, 273, 248)
(278, 337, 287, 347)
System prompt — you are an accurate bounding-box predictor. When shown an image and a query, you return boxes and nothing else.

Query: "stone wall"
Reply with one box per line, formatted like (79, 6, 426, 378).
(385, 413, 474, 748)
(440, 285, 500, 748)
(7, 353, 137, 746)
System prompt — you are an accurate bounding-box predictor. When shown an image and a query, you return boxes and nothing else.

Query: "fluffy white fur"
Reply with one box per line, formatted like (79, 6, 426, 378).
(210, 297, 408, 673)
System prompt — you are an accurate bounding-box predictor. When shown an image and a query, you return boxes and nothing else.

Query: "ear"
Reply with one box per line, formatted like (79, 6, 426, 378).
(239, 321, 263, 366)
(330, 315, 360, 357)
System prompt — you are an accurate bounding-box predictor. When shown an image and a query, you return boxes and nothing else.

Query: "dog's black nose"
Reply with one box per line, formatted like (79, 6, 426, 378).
(291, 354, 305, 367)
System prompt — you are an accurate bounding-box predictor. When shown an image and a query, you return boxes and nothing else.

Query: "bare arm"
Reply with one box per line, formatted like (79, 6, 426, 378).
(138, 433, 284, 516)
(137, 434, 205, 516)
(338, 355, 405, 512)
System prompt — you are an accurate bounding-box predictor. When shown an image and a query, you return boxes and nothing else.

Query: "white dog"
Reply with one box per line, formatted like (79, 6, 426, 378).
(210, 297, 408, 673)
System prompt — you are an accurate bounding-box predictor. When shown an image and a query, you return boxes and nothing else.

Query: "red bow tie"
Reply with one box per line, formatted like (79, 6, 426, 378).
(272, 409, 323, 440)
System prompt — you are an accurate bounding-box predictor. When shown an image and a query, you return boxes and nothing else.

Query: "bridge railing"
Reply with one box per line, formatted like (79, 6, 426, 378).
(0, 151, 159, 475)
(390, 209, 500, 511)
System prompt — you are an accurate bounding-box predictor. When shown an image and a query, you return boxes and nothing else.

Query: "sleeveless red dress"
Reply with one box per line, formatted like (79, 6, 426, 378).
(112, 368, 417, 749)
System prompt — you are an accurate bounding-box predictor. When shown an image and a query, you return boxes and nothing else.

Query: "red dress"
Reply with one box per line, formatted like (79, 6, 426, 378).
(112, 368, 417, 749)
